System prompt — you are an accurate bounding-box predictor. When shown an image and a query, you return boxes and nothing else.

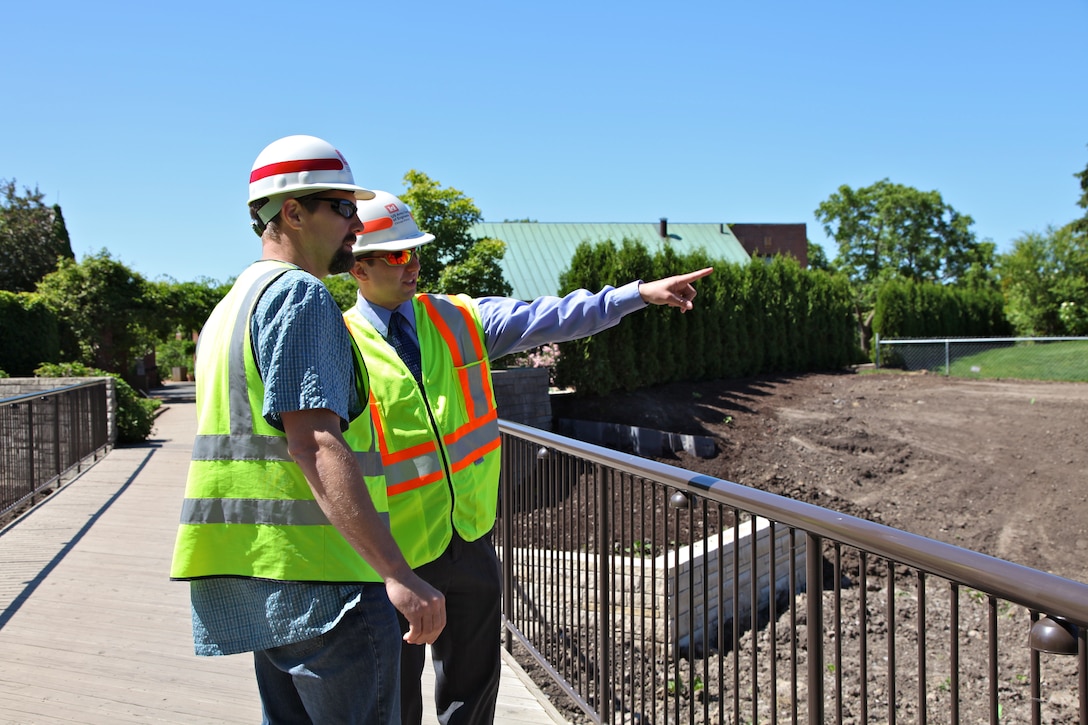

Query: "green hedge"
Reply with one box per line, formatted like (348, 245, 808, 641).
(0, 291, 67, 376)
(873, 278, 1011, 340)
(552, 241, 857, 396)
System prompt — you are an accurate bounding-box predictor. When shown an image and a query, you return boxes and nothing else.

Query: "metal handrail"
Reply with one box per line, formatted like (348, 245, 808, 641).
(498, 417, 1088, 724)
(1, 379, 111, 524)
(0, 379, 106, 405)
(498, 419, 1088, 627)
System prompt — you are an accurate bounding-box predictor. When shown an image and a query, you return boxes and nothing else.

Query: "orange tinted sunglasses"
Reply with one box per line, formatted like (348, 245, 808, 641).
(358, 249, 417, 266)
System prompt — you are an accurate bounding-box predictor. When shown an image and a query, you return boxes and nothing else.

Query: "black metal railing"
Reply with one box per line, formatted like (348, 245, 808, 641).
(497, 420, 1088, 724)
(0, 380, 111, 524)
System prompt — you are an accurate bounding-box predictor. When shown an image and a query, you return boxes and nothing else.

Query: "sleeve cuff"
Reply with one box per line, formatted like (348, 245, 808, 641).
(614, 280, 648, 313)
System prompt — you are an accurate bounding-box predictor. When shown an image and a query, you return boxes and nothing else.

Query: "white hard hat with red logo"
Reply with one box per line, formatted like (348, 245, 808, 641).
(248, 135, 376, 225)
(351, 190, 435, 254)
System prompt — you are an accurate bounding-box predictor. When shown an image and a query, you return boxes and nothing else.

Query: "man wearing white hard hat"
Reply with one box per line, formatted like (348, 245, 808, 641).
(171, 138, 445, 724)
(342, 190, 712, 725)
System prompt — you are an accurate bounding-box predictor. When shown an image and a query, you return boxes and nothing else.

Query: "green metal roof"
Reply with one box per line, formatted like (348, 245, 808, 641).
(469, 222, 750, 300)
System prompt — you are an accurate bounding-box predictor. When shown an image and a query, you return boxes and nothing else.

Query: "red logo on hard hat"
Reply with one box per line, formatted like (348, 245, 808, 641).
(384, 203, 399, 214)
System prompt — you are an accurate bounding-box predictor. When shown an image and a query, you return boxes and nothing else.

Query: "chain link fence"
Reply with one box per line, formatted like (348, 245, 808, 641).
(874, 336, 1088, 381)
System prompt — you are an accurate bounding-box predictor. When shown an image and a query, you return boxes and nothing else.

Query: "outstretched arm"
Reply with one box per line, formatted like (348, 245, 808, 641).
(479, 267, 715, 358)
(638, 267, 714, 313)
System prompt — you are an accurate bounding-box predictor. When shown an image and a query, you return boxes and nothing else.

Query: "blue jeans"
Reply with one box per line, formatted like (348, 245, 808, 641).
(253, 585, 401, 725)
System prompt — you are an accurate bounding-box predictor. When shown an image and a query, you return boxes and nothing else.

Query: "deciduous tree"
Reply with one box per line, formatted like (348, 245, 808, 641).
(148, 276, 230, 338)
(323, 274, 358, 311)
(807, 240, 830, 271)
(815, 179, 989, 296)
(1069, 148, 1088, 236)
(35, 250, 156, 374)
(0, 180, 74, 292)
(400, 170, 511, 297)
(998, 225, 1088, 336)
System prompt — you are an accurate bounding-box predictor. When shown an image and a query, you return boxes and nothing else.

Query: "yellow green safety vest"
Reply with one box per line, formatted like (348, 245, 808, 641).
(343, 293, 501, 572)
(170, 260, 384, 582)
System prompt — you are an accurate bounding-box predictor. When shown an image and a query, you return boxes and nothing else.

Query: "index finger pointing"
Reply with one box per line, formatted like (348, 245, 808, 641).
(677, 267, 714, 283)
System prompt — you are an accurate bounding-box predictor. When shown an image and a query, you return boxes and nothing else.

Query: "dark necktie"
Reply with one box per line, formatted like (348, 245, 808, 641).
(387, 310, 422, 381)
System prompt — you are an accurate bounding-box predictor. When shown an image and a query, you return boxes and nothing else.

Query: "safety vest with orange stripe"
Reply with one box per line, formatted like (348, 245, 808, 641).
(343, 293, 502, 572)
(170, 260, 385, 582)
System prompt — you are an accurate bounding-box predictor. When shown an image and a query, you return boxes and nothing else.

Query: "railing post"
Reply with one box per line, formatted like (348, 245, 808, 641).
(596, 465, 612, 723)
(27, 399, 36, 505)
(875, 333, 881, 368)
(54, 394, 62, 482)
(1079, 630, 1087, 725)
(500, 434, 514, 653)
(806, 532, 824, 725)
(945, 339, 951, 376)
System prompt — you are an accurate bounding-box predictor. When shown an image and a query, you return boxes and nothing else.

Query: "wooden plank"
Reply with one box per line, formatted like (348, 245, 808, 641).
(0, 396, 570, 724)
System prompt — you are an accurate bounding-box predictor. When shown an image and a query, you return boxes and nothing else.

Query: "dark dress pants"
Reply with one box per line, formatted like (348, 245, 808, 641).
(398, 529, 502, 725)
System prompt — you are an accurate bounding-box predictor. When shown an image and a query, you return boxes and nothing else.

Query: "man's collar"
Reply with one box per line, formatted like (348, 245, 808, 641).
(355, 293, 416, 335)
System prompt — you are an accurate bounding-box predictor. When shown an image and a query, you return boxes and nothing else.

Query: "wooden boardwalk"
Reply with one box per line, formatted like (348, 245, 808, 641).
(0, 385, 569, 725)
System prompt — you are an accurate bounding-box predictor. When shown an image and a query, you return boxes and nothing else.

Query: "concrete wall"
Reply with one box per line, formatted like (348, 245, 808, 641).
(503, 518, 807, 657)
(554, 418, 717, 458)
(664, 517, 806, 655)
(492, 367, 552, 429)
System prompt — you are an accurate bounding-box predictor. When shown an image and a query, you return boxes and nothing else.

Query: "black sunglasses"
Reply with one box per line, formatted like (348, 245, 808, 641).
(309, 197, 358, 219)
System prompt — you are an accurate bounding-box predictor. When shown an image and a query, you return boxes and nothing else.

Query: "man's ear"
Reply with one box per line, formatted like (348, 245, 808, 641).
(280, 198, 305, 231)
(348, 258, 369, 283)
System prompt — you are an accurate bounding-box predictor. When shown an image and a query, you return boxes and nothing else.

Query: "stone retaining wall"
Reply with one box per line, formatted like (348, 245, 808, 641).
(504, 517, 807, 655)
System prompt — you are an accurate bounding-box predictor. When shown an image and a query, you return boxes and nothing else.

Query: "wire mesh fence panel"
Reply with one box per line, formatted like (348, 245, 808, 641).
(875, 337, 1088, 382)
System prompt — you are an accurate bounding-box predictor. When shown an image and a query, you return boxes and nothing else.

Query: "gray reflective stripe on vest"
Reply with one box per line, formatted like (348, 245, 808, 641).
(424, 296, 495, 419)
(191, 433, 291, 461)
(181, 497, 329, 525)
(426, 296, 484, 366)
(384, 449, 443, 489)
(461, 368, 493, 423)
(198, 265, 292, 462)
(355, 447, 383, 477)
(443, 418, 500, 466)
(179, 497, 390, 527)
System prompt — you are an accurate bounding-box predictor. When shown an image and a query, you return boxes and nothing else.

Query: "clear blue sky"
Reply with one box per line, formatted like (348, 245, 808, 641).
(4, 0, 1086, 284)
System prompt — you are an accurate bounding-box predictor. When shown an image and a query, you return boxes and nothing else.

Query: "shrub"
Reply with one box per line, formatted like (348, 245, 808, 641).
(34, 361, 160, 444)
(156, 337, 195, 376)
(508, 343, 560, 387)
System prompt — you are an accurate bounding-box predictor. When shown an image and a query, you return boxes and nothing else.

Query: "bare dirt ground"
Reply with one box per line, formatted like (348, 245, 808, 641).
(552, 370, 1088, 584)
(532, 370, 1088, 723)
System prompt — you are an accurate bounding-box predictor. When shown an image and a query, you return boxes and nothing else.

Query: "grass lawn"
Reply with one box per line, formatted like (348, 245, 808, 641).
(943, 340, 1088, 382)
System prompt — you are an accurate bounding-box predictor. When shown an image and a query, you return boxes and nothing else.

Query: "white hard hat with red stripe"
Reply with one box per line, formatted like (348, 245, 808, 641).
(351, 190, 435, 253)
(248, 135, 376, 225)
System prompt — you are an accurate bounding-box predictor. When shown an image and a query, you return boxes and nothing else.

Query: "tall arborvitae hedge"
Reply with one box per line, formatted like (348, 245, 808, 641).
(552, 241, 857, 396)
(873, 278, 1011, 341)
